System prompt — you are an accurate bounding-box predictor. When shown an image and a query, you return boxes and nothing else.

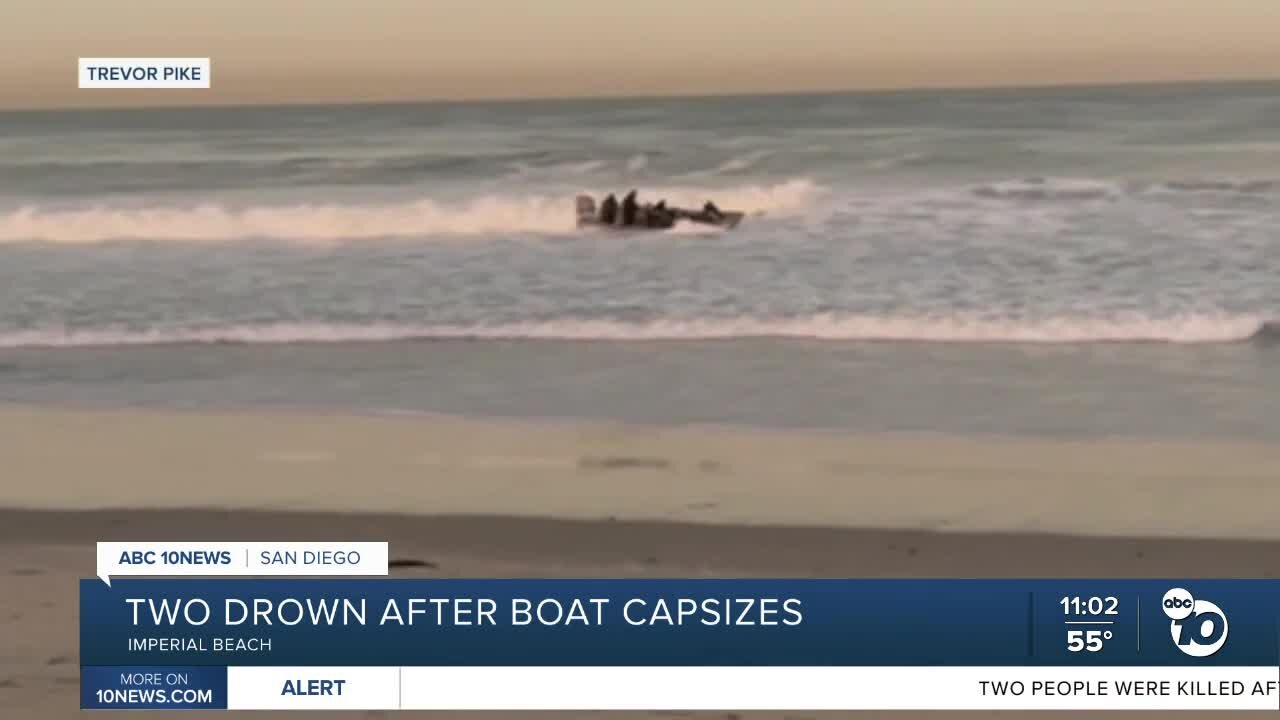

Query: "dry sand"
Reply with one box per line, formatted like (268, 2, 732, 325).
(2, 406, 1278, 718)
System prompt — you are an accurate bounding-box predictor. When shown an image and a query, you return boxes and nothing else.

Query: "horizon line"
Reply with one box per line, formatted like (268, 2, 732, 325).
(4, 74, 1280, 114)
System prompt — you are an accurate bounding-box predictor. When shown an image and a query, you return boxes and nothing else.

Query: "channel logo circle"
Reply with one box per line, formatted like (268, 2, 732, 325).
(1163, 587, 1228, 658)
(1161, 588, 1195, 621)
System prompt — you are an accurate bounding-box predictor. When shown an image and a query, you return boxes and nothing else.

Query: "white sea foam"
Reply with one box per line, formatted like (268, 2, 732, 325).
(0, 179, 820, 244)
(506, 159, 607, 178)
(971, 177, 1122, 201)
(0, 314, 1268, 349)
(973, 176, 1280, 201)
(681, 150, 775, 178)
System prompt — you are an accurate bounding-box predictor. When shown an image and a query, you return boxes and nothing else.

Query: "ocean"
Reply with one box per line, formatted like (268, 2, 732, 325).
(2, 82, 1279, 440)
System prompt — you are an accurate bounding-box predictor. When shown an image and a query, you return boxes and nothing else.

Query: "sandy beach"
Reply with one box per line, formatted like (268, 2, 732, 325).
(2, 406, 1279, 718)
(5, 406, 1280, 538)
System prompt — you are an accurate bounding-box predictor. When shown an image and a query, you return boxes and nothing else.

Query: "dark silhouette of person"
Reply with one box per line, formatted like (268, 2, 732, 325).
(621, 190, 639, 225)
(648, 199, 674, 228)
(599, 194, 618, 224)
(703, 201, 723, 220)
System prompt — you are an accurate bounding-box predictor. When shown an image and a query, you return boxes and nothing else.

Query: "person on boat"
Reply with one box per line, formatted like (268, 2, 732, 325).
(647, 199, 675, 227)
(621, 190, 639, 225)
(702, 201, 724, 220)
(598, 193, 619, 224)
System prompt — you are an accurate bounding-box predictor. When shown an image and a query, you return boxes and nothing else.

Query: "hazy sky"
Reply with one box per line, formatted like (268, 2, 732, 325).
(5, 0, 1280, 108)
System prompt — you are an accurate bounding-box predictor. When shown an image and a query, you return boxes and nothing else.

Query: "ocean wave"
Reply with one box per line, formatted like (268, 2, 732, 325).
(1146, 178, 1279, 196)
(0, 315, 1271, 349)
(0, 179, 819, 243)
(971, 175, 1280, 201)
(505, 159, 606, 178)
(972, 177, 1122, 201)
(681, 150, 775, 178)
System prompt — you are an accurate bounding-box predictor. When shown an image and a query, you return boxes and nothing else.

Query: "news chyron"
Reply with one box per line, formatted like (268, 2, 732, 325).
(79, 58, 211, 89)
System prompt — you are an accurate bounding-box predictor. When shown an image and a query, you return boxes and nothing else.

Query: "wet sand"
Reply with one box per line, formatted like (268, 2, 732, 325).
(4, 407, 1280, 538)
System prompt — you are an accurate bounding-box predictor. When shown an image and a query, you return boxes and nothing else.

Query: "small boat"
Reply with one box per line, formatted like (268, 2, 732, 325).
(575, 195, 745, 231)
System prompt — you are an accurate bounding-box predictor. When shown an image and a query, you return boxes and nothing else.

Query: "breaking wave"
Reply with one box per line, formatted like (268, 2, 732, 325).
(1, 314, 1273, 349)
(0, 179, 820, 244)
(1150, 178, 1279, 195)
(971, 175, 1280, 201)
(972, 177, 1121, 201)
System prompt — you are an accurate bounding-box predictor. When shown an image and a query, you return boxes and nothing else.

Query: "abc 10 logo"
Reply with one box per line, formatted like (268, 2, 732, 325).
(1162, 588, 1228, 658)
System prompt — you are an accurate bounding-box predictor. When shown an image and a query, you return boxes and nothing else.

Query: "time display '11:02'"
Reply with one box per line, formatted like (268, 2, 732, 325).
(1060, 596, 1119, 616)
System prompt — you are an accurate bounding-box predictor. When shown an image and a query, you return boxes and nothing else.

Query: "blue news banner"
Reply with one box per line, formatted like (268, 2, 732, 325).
(80, 579, 1280, 710)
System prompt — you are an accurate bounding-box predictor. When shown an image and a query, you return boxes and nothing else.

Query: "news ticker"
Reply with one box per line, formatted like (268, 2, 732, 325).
(82, 667, 1280, 711)
(78, 542, 1280, 712)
